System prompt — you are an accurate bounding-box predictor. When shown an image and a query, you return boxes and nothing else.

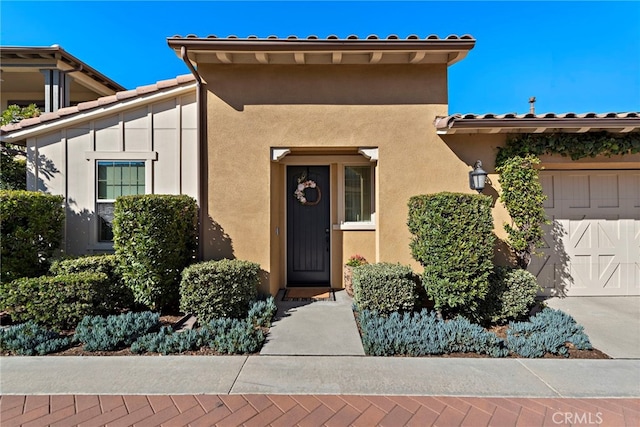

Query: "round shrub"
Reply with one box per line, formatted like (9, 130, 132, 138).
(180, 259, 260, 323)
(481, 266, 541, 324)
(352, 263, 417, 315)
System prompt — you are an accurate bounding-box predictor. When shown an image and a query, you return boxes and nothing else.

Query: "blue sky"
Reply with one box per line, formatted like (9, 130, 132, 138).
(2, 1, 639, 114)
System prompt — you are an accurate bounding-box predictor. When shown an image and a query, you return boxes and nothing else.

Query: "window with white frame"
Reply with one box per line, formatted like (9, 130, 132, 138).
(96, 161, 145, 242)
(343, 165, 374, 225)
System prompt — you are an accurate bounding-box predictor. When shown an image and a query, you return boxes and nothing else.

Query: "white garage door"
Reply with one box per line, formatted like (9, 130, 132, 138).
(530, 170, 640, 296)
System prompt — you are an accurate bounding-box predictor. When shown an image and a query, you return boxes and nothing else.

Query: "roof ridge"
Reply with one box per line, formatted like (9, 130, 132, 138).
(1, 74, 196, 134)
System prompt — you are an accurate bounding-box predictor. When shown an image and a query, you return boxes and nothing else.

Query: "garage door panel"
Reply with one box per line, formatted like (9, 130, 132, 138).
(534, 170, 639, 296)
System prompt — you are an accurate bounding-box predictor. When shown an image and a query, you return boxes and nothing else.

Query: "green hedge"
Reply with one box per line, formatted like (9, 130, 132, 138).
(49, 255, 134, 311)
(480, 266, 541, 324)
(180, 259, 260, 323)
(0, 272, 112, 330)
(352, 263, 417, 315)
(408, 192, 495, 319)
(0, 190, 64, 282)
(113, 195, 198, 311)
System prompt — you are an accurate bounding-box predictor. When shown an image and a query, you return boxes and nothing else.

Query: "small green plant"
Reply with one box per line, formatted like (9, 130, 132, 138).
(408, 192, 494, 319)
(352, 263, 417, 315)
(480, 266, 541, 324)
(0, 272, 112, 330)
(1, 104, 40, 126)
(0, 321, 70, 355)
(74, 311, 160, 351)
(200, 318, 265, 354)
(113, 194, 198, 311)
(131, 327, 202, 355)
(0, 190, 64, 282)
(346, 254, 368, 267)
(180, 259, 260, 323)
(506, 308, 592, 357)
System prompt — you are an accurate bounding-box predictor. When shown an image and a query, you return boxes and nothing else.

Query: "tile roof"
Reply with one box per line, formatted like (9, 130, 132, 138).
(435, 112, 640, 134)
(167, 34, 476, 66)
(169, 34, 475, 41)
(1, 74, 196, 135)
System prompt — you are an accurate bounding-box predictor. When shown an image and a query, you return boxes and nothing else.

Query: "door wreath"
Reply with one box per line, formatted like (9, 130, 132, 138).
(294, 178, 321, 206)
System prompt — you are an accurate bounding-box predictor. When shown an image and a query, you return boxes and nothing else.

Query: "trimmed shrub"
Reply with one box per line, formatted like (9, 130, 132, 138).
(358, 309, 508, 357)
(408, 192, 495, 319)
(0, 190, 64, 282)
(352, 263, 417, 315)
(0, 321, 70, 355)
(507, 308, 592, 357)
(49, 255, 134, 311)
(180, 259, 260, 323)
(113, 194, 198, 311)
(74, 311, 160, 351)
(0, 149, 26, 190)
(480, 266, 541, 324)
(0, 272, 112, 330)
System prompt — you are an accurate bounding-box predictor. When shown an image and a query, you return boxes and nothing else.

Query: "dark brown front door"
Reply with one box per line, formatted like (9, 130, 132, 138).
(287, 165, 331, 286)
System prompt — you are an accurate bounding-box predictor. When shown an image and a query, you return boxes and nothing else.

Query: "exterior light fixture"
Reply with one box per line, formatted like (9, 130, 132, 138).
(469, 160, 488, 193)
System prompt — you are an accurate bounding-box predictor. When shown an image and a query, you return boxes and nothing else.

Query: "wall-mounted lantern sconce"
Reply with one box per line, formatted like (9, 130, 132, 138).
(469, 160, 488, 193)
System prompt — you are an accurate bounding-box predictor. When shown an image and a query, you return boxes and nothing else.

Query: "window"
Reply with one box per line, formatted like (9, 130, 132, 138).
(343, 165, 374, 224)
(96, 161, 145, 242)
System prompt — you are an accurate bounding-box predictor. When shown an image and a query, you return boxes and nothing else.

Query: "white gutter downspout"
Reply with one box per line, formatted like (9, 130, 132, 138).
(180, 46, 207, 261)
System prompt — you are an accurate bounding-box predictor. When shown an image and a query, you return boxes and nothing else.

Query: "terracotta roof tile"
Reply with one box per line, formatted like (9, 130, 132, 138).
(169, 33, 476, 41)
(435, 112, 640, 133)
(1, 74, 196, 135)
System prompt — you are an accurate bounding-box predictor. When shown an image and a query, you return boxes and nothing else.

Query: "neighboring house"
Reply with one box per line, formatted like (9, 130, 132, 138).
(0, 45, 125, 113)
(2, 35, 638, 297)
(1, 74, 198, 254)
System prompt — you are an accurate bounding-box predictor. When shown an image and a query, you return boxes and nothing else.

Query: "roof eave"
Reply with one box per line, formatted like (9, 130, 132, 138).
(436, 118, 640, 134)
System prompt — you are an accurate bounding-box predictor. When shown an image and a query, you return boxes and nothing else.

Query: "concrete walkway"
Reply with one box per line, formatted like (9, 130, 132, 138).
(260, 290, 364, 356)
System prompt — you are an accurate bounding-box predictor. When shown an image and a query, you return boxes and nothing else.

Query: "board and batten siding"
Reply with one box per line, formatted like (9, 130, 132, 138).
(25, 91, 198, 255)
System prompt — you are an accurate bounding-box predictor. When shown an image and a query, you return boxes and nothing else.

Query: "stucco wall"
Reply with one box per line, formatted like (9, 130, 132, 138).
(26, 91, 198, 255)
(200, 63, 496, 294)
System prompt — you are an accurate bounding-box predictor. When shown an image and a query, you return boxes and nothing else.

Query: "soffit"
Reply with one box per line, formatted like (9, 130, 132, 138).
(0, 46, 126, 94)
(167, 34, 476, 66)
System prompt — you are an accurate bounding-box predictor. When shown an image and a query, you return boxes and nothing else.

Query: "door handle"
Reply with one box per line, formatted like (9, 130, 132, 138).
(325, 228, 330, 251)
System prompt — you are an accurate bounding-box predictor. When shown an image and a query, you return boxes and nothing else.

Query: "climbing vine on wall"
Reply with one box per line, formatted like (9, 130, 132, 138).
(495, 132, 640, 167)
(496, 131, 639, 269)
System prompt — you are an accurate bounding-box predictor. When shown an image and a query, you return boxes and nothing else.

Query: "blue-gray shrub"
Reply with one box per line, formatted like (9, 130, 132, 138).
(0, 321, 70, 355)
(74, 311, 159, 351)
(506, 308, 592, 357)
(358, 309, 508, 357)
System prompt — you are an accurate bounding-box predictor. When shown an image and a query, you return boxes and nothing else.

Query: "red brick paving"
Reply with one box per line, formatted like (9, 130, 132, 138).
(1, 395, 638, 427)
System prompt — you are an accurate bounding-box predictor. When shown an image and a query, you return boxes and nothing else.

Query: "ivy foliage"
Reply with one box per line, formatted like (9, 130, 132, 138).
(497, 155, 549, 268)
(496, 132, 640, 167)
